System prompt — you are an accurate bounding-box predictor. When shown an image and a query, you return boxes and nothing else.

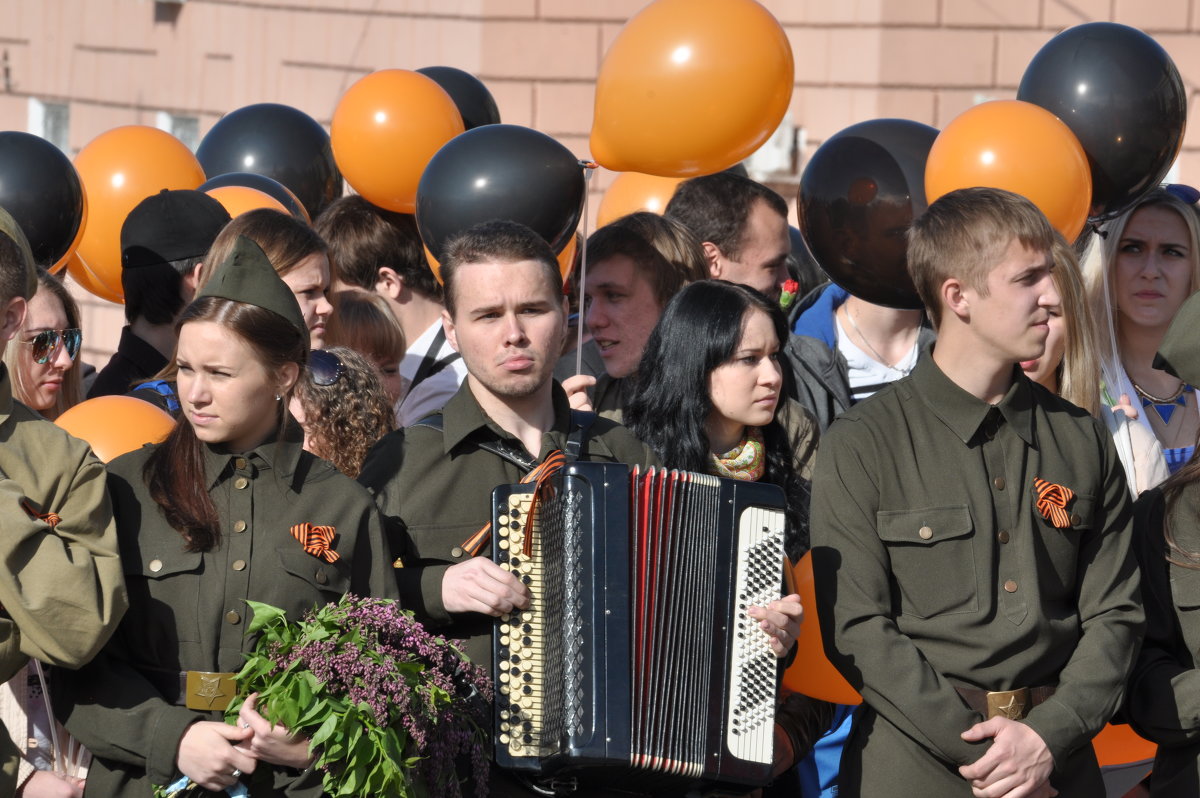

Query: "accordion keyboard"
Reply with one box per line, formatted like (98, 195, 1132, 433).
(496, 492, 546, 758)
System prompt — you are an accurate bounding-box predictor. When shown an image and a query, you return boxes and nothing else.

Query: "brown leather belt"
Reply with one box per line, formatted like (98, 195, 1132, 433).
(955, 685, 1056, 720)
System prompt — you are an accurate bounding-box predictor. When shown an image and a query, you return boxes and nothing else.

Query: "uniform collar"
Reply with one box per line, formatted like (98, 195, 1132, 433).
(202, 418, 306, 489)
(441, 379, 574, 456)
(0, 363, 12, 425)
(911, 355, 1035, 447)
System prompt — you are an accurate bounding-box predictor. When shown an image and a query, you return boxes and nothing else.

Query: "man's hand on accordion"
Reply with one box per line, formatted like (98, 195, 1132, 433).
(442, 557, 532, 616)
(748, 593, 803, 658)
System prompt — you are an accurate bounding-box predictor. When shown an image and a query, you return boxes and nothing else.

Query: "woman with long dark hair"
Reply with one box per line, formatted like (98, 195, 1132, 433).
(625, 279, 815, 557)
(55, 238, 394, 797)
(624, 280, 826, 784)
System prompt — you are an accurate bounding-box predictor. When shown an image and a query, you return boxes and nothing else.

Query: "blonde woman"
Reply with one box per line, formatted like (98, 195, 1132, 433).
(1087, 187, 1200, 480)
(3, 268, 82, 420)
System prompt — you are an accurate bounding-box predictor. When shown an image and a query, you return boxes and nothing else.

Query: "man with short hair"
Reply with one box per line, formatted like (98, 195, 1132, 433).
(315, 195, 466, 426)
(0, 209, 127, 793)
(811, 187, 1143, 797)
(665, 172, 792, 299)
(89, 189, 230, 402)
(360, 219, 802, 796)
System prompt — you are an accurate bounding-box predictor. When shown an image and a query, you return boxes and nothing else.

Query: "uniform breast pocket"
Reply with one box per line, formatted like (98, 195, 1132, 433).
(405, 522, 486, 566)
(123, 551, 205, 645)
(1032, 491, 1095, 598)
(276, 547, 351, 606)
(877, 505, 977, 619)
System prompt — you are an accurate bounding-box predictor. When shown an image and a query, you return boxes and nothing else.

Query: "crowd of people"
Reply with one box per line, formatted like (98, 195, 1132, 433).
(2, 168, 1200, 798)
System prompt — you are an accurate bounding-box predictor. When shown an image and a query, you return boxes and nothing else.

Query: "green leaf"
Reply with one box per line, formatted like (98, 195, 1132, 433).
(310, 711, 339, 747)
(244, 600, 287, 634)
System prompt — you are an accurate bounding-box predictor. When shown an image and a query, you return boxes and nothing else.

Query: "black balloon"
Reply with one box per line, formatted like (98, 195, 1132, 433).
(416, 66, 501, 130)
(1018, 23, 1186, 221)
(197, 103, 342, 220)
(0, 132, 84, 267)
(198, 172, 310, 221)
(797, 119, 937, 309)
(416, 124, 585, 260)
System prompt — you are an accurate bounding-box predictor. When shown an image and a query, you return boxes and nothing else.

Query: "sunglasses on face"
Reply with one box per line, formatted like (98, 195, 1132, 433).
(308, 349, 346, 386)
(23, 328, 82, 365)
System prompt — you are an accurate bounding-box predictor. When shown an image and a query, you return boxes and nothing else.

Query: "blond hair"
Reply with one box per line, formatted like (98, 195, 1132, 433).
(907, 187, 1057, 326)
(1050, 236, 1102, 416)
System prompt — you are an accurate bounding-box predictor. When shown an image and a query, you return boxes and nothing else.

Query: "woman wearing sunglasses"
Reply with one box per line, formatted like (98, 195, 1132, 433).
(55, 237, 395, 798)
(3, 268, 83, 419)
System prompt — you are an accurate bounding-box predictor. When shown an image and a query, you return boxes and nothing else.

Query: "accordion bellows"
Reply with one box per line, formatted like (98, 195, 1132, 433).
(493, 462, 787, 794)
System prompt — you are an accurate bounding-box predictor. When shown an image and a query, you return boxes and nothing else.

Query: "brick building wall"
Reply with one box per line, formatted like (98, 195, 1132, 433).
(2, 0, 1198, 363)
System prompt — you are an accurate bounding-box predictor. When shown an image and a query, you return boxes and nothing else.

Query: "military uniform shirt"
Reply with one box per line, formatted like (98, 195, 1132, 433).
(359, 380, 660, 671)
(1127, 488, 1200, 797)
(56, 432, 396, 798)
(811, 356, 1142, 791)
(0, 364, 126, 793)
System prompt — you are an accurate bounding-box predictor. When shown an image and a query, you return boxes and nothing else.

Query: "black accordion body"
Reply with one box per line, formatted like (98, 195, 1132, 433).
(491, 462, 787, 795)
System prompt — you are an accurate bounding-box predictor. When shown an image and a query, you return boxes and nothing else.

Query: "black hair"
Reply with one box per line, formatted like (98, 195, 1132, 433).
(122, 256, 201, 325)
(664, 173, 788, 260)
(625, 279, 810, 555)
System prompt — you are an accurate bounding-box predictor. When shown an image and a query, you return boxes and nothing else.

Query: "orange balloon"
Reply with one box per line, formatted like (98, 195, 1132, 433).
(782, 552, 862, 705)
(205, 185, 289, 219)
(597, 172, 685, 227)
(1092, 723, 1156, 767)
(925, 100, 1092, 241)
(55, 396, 175, 462)
(590, 0, 793, 177)
(65, 250, 122, 304)
(331, 70, 465, 213)
(74, 126, 205, 299)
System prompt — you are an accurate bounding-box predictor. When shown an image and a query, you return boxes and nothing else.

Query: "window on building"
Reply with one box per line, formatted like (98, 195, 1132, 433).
(156, 111, 200, 151)
(28, 98, 70, 153)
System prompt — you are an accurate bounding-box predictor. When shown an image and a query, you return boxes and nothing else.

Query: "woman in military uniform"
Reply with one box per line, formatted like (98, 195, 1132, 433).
(55, 237, 395, 797)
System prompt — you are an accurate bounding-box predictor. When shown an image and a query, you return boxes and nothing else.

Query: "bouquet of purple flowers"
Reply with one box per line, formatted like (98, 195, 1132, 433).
(231, 595, 492, 798)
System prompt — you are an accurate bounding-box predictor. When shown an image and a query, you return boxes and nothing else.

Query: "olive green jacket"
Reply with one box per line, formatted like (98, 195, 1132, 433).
(811, 356, 1143, 795)
(0, 364, 127, 794)
(358, 381, 659, 671)
(55, 433, 396, 798)
(1127, 488, 1200, 797)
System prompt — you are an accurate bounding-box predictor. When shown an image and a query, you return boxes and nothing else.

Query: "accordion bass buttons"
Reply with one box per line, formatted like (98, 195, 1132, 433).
(495, 492, 546, 758)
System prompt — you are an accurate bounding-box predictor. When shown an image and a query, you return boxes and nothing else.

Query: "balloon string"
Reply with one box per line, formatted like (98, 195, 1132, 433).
(575, 164, 595, 377)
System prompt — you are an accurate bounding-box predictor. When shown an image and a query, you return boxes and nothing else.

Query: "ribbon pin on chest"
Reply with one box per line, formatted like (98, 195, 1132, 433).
(1033, 478, 1074, 529)
(290, 523, 340, 563)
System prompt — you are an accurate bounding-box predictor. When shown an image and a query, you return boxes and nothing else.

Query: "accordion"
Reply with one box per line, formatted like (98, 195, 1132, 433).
(491, 462, 787, 794)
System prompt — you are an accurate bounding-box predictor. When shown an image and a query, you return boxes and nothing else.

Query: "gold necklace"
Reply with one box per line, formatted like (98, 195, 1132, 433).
(845, 305, 915, 371)
(1132, 379, 1187, 405)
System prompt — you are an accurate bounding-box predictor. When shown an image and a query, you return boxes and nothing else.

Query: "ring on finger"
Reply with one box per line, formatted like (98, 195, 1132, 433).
(231, 768, 242, 778)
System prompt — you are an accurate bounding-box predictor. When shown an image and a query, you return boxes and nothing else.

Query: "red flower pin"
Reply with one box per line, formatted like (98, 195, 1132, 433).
(1033, 478, 1074, 529)
(289, 523, 341, 563)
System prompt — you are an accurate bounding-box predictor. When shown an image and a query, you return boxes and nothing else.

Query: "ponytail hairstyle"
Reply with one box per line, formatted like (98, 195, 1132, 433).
(143, 296, 307, 551)
(625, 280, 811, 554)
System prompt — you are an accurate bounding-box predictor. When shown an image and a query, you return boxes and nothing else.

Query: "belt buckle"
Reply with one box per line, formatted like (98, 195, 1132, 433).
(986, 687, 1031, 720)
(184, 670, 237, 712)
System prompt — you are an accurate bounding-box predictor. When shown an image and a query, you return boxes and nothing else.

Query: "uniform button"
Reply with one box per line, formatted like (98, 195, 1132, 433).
(234, 477, 249, 490)
(918, 526, 933, 540)
(225, 610, 241, 624)
(232, 559, 246, 571)
(315, 570, 328, 585)
(1003, 580, 1018, 593)
(1070, 513, 1082, 526)
(997, 530, 1010, 544)
(233, 520, 247, 533)
(993, 477, 1006, 490)
(148, 558, 163, 573)
(235, 457, 248, 470)
(451, 546, 465, 558)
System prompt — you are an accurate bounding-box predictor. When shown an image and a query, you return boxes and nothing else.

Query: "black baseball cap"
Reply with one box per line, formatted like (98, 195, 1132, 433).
(121, 189, 232, 269)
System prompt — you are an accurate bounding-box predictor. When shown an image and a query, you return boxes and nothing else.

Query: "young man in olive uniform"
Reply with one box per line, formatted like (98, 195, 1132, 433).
(811, 188, 1144, 797)
(0, 210, 127, 792)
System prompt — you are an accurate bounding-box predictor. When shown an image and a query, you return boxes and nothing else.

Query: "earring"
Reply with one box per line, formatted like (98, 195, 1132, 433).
(275, 394, 282, 401)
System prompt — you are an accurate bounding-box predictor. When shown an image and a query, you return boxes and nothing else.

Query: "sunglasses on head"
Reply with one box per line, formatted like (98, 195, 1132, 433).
(23, 328, 82, 365)
(309, 349, 346, 386)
